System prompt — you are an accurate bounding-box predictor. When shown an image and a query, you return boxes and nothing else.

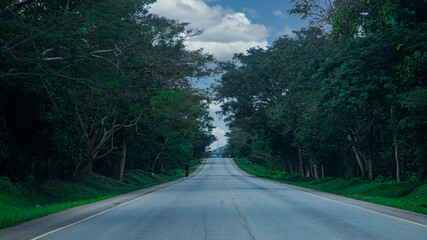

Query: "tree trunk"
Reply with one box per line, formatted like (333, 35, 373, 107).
(391, 107, 400, 182)
(354, 160, 360, 177)
(81, 136, 97, 177)
(313, 163, 319, 179)
(30, 156, 39, 177)
(48, 158, 52, 181)
(87, 157, 94, 175)
(321, 164, 325, 178)
(118, 140, 126, 182)
(306, 167, 311, 177)
(151, 137, 169, 174)
(368, 155, 373, 180)
(298, 145, 305, 177)
(352, 146, 366, 178)
(394, 134, 400, 182)
(309, 160, 315, 178)
(348, 134, 366, 178)
(72, 164, 79, 182)
(340, 157, 345, 178)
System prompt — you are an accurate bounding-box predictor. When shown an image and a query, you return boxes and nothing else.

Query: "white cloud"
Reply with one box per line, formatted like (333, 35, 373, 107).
(187, 40, 268, 61)
(273, 10, 287, 18)
(208, 101, 228, 149)
(281, 25, 296, 37)
(149, 0, 269, 61)
(212, 127, 227, 148)
(242, 7, 259, 19)
(209, 102, 222, 115)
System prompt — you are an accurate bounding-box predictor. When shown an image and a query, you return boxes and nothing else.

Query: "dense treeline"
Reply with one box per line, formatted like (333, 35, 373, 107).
(216, 0, 426, 181)
(0, 0, 215, 182)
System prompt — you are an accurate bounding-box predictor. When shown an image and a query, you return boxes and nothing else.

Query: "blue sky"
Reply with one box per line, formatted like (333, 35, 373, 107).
(210, 0, 309, 43)
(149, 0, 309, 149)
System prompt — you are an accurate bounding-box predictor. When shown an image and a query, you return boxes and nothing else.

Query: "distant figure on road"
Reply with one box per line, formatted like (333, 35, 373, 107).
(184, 162, 189, 177)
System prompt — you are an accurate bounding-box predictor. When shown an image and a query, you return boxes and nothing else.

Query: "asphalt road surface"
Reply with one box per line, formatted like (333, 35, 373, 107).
(11, 158, 427, 239)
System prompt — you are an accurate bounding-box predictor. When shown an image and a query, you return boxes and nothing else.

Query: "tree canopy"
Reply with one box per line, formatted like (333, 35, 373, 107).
(0, 0, 216, 182)
(217, 0, 427, 181)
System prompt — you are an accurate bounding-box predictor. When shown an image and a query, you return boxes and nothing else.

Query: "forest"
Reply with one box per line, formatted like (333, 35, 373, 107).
(0, 0, 216, 182)
(216, 0, 426, 182)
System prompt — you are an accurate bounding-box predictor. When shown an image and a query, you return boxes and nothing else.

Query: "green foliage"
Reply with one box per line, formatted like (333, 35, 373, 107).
(217, 2, 427, 181)
(0, 161, 200, 229)
(0, 0, 215, 182)
(0, 177, 13, 192)
(235, 158, 427, 214)
(331, 0, 395, 40)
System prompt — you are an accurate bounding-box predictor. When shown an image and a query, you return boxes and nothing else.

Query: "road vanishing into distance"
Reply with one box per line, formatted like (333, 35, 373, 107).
(3, 158, 427, 240)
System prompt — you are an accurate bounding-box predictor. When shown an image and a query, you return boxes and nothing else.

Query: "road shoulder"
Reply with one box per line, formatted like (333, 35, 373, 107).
(0, 159, 207, 240)
(229, 158, 427, 227)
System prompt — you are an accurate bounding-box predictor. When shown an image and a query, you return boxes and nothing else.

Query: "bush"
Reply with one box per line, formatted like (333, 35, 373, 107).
(0, 176, 13, 192)
(374, 175, 387, 183)
(311, 176, 334, 185)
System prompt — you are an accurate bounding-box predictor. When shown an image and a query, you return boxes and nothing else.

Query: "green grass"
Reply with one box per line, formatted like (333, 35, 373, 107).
(234, 158, 427, 215)
(0, 160, 200, 229)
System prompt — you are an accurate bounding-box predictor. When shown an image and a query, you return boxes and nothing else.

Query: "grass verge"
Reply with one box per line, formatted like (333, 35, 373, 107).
(0, 160, 200, 229)
(234, 158, 427, 215)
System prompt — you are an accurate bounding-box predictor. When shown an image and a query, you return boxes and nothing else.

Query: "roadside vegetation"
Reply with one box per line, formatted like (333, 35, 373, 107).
(1, 1, 215, 229)
(1, 0, 216, 184)
(235, 158, 427, 215)
(1, 0, 215, 206)
(216, 1, 426, 185)
(0, 159, 200, 229)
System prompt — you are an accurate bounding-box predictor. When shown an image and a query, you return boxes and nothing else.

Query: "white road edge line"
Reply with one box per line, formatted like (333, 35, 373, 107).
(229, 158, 427, 228)
(31, 160, 207, 240)
(299, 187, 427, 228)
(30, 191, 159, 240)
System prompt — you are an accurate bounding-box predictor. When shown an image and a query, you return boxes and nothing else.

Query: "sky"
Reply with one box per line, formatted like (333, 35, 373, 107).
(148, 0, 309, 150)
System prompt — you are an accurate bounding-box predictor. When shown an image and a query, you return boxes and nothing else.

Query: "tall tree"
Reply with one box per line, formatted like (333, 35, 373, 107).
(0, 0, 215, 181)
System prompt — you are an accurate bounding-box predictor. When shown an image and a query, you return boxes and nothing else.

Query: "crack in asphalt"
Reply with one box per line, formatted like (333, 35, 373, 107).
(221, 158, 257, 240)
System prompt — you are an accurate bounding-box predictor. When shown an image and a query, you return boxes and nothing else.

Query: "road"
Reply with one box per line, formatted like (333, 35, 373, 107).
(9, 158, 427, 239)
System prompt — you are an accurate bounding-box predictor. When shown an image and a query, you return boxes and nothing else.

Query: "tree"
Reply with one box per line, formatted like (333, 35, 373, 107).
(0, 0, 215, 182)
(289, 0, 335, 31)
(216, 2, 426, 182)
